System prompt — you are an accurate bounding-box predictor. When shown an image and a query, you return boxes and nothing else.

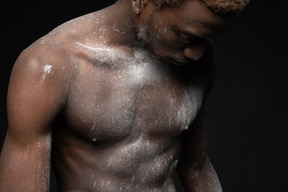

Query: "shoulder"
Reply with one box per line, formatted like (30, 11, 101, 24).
(204, 38, 216, 76)
(200, 38, 215, 70)
(192, 39, 216, 99)
(12, 14, 91, 86)
(200, 39, 216, 97)
(203, 39, 216, 98)
(13, 40, 71, 87)
(9, 30, 80, 110)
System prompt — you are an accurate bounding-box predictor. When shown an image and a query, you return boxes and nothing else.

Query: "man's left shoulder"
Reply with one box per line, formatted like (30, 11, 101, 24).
(201, 39, 216, 97)
(201, 38, 216, 67)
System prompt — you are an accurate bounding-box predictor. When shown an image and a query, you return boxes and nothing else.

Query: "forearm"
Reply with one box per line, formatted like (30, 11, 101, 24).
(178, 158, 222, 192)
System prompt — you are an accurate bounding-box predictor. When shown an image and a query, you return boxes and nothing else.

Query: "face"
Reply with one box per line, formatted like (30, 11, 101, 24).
(135, 0, 231, 65)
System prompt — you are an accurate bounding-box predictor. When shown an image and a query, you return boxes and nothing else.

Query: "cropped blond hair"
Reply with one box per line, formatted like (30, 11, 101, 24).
(152, 0, 249, 15)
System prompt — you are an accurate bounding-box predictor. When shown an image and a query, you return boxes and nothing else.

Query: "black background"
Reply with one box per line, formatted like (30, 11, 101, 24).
(1, 0, 287, 191)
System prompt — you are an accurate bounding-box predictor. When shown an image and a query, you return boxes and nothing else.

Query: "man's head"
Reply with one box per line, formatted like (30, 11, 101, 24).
(151, 0, 250, 15)
(129, 0, 249, 64)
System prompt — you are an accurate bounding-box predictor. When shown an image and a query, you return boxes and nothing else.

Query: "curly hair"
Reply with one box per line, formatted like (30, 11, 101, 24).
(152, 0, 250, 15)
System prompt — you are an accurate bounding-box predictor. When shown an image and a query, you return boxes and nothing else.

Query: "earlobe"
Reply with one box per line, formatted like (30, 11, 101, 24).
(131, 0, 148, 15)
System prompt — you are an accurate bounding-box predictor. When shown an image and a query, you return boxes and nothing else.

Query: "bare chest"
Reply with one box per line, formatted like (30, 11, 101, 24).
(62, 51, 206, 143)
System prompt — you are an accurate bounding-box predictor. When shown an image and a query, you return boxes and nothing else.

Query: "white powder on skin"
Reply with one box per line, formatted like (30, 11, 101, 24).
(137, 26, 148, 41)
(76, 42, 127, 66)
(43, 65, 52, 73)
(27, 136, 52, 191)
(23, 145, 30, 161)
(176, 88, 202, 130)
(37, 65, 52, 87)
(127, 64, 148, 85)
(61, 18, 205, 190)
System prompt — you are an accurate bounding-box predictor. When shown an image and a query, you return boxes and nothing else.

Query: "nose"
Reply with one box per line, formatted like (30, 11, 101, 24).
(183, 44, 206, 61)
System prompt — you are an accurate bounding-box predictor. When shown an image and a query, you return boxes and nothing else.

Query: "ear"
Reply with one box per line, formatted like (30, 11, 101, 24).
(131, 0, 148, 15)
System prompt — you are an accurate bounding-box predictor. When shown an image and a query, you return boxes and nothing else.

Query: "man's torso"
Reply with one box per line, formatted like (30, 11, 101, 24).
(31, 12, 212, 192)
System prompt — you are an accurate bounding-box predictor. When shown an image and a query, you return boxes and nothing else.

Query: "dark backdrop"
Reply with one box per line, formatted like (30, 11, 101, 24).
(1, 0, 287, 191)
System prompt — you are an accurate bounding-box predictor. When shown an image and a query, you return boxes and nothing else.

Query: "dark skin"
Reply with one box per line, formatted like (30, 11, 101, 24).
(0, 0, 230, 191)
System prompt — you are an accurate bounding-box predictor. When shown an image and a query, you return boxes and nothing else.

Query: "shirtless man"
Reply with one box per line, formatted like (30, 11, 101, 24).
(0, 0, 249, 191)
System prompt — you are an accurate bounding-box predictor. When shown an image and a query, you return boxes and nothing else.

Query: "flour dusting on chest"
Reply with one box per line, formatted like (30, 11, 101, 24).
(176, 86, 204, 131)
(66, 45, 207, 140)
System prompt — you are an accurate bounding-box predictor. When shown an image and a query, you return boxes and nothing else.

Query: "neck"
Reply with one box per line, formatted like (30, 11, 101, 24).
(95, 0, 140, 47)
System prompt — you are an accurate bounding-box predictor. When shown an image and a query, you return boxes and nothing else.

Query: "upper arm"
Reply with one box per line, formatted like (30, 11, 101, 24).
(177, 39, 215, 170)
(0, 46, 68, 191)
(177, 106, 207, 173)
(177, 41, 222, 191)
(177, 107, 223, 192)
